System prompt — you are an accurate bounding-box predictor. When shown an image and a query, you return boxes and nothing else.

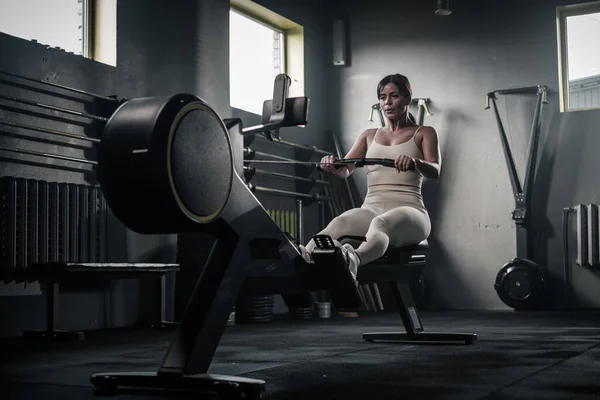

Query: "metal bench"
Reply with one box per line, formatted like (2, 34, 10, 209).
(0, 176, 180, 341)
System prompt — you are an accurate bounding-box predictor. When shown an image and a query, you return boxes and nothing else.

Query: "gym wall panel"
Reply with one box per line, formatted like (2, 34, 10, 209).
(0, 0, 230, 336)
(331, 0, 600, 310)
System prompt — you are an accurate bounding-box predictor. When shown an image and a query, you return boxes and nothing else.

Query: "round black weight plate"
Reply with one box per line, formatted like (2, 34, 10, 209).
(98, 94, 233, 234)
(290, 309, 313, 319)
(237, 318, 274, 324)
(239, 312, 275, 319)
(494, 258, 547, 310)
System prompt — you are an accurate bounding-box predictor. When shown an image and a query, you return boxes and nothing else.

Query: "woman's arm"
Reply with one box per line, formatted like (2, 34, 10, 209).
(414, 126, 442, 180)
(330, 129, 373, 179)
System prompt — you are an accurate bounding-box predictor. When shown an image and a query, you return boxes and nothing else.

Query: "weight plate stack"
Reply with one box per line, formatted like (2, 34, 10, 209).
(236, 295, 275, 323)
(289, 306, 313, 320)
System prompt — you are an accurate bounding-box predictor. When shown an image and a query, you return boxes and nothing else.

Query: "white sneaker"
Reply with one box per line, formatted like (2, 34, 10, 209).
(340, 243, 361, 284)
(298, 244, 315, 264)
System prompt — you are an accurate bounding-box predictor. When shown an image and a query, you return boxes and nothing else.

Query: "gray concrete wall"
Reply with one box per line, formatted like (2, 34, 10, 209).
(331, 0, 600, 309)
(0, 0, 230, 336)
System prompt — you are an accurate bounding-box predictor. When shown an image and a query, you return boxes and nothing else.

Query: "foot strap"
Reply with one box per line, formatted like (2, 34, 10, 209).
(311, 235, 362, 309)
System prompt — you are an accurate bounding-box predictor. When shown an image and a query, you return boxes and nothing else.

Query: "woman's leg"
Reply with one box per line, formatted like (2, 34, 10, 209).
(354, 206, 431, 266)
(303, 207, 378, 255)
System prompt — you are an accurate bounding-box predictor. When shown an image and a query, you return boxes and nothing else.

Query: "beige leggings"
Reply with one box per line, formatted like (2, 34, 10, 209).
(304, 201, 431, 266)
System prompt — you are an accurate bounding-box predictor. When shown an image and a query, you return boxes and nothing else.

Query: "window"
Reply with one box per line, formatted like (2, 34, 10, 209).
(229, 0, 305, 116)
(229, 9, 286, 115)
(557, 1, 600, 112)
(0, 0, 88, 55)
(0, 0, 117, 66)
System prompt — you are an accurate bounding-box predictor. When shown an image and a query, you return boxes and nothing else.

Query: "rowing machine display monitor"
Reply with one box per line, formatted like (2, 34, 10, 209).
(261, 97, 310, 128)
(242, 73, 310, 141)
(486, 85, 549, 310)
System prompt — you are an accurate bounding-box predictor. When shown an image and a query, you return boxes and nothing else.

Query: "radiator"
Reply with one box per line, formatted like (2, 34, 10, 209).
(0, 177, 107, 273)
(266, 208, 298, 243)
(574, 204, 599, 268)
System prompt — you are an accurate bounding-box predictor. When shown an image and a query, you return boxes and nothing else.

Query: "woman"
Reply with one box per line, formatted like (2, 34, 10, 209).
(299, 73, 441, 283)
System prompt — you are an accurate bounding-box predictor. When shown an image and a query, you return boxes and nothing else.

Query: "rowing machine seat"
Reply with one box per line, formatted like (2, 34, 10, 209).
(356, 239, 477, 345)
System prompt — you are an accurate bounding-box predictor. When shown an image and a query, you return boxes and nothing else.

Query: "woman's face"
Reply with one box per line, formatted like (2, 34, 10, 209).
(379, 83, 411, 120)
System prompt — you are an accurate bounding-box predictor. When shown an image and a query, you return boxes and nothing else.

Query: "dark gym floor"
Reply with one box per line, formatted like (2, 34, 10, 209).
(2, 310, 600, 400)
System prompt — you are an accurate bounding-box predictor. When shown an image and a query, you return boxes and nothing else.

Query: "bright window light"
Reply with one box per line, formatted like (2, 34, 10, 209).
(566, 12, 600, 81)
(557, 2, 600, 111)
(0, 0, 86, 55)
(229, 9, 285, 115)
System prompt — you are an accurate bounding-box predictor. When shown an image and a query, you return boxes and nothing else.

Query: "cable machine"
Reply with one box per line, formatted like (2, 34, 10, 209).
(485, 85, 549, 310)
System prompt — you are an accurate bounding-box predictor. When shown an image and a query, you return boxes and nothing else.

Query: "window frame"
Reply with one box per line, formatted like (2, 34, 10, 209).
(556, 1, 600, 113)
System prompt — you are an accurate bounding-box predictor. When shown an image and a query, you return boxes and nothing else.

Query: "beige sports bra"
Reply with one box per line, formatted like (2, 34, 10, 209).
(364, 127, 424, 190)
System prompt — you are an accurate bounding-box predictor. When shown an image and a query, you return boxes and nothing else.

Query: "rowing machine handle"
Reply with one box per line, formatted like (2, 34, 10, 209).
(380, 159, 396, 168)
(315, 158, 413, 171)
(315, 164, 333, 172)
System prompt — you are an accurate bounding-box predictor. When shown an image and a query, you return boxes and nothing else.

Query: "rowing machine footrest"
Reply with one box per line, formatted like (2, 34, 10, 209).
(312, 235, 361, 309)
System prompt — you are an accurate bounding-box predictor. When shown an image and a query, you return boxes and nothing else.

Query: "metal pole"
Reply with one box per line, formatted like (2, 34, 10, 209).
(255, 135, 330, 156)
(245, 166, 331, 186)
(296, 199, 304, 244)
(247, 184, 329, 202)
(244, 148, 299, 163)
(562, 207, 574, 304)
(522, 90, 545, 202)
(331, 132, 356, 209)
(0, 120, 101, 143)
(0, 145, 97, 165)
(489, 96, 523, 196)
(0, 95, 108, 122)
(492, 85, 547, 95)
(0, 103, 91, 127)
(0, 70, 119, 103)
(318, 200, 326, 230)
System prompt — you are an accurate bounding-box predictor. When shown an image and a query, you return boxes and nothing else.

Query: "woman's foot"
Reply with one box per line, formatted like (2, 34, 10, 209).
(340, 243, 361, 285)
(298, 244, 314, 264)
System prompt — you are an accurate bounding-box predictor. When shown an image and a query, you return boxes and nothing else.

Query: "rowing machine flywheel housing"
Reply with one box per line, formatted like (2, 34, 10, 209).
(98, 93, 234, 234)
(494, 258, 547, 310)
